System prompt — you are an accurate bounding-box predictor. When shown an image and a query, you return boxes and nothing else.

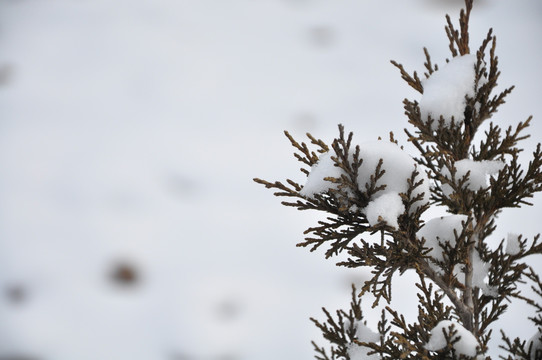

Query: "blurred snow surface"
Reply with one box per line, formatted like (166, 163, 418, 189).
(0, 0, 540, 359)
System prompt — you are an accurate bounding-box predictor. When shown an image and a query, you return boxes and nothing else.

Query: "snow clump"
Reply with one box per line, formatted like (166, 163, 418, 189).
(419, 216, 496, 295)
(300, 152, 344, 198)
(364, 192, 404, 229)
(357, 141, 429, 214)
(471, 250, 497, 297)
(416, 215, 468, 262)
(527, 332, 542, 360)
(425, 319, 479, 357)
(420, 54, 477, 129)
(442, 159, 505, 195)
(300, 140, 430, 230)
(505, 233, 522, 256)
(347, 321, 381, 360)
(452, 251, 496, 297)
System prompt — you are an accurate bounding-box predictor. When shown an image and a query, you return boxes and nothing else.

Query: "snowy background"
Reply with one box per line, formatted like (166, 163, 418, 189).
(0, 0, 541, 359)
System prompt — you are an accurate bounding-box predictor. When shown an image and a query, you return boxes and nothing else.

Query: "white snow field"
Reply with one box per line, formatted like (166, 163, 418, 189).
(0, 0, 541, 359)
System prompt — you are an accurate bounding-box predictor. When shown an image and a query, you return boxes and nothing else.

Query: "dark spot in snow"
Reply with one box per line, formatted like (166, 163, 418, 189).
(5, 284, 26, 305)
(215, 298, 243, 322)
(110, 262, 139, 287)
(0, 64, 14, 86)
(293, 112, 318, 131)
(215, 354, 240, 360)
(166, 173, 199, 200)
(308, 26, 336, 48)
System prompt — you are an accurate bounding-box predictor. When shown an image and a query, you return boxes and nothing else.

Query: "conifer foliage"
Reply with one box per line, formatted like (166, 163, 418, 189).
(254, 1, 542, 359)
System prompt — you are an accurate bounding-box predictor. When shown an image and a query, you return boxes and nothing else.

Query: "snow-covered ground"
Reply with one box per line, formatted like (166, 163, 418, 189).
(0, 0, 540, 359)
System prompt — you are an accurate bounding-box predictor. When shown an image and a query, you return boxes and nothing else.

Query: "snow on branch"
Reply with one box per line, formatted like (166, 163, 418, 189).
(425, 320, 479, 357)
(420, 54, 477, 130)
